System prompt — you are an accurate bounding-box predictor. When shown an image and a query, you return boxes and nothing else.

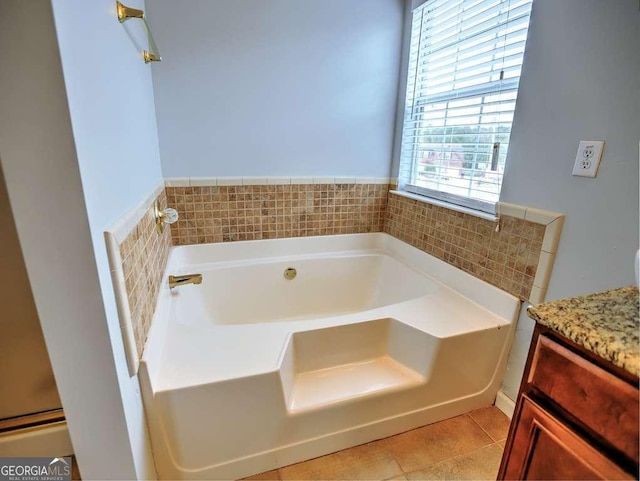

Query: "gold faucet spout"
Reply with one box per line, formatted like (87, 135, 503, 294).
(168, 274, 203, 289)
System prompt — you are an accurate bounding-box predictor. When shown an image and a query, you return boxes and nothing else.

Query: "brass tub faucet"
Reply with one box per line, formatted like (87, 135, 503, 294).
(169, 274, 203, 289)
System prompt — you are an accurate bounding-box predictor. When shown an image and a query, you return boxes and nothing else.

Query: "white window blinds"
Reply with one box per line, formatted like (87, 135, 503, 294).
(399, 0, 533, 213)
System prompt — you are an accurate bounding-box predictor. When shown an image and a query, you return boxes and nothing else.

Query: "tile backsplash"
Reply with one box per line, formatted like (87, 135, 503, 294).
(118, 190, 172, 356)
(385, 192, 546, 300)
(165, 183, 389, 245)
(163, 182, 556, 301)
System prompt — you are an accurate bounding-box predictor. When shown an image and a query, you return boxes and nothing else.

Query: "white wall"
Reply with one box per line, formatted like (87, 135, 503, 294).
(147, 0, 404, 178)
(48, 0, 165, 477)
(499, 0, 640, 400)
(0, 1, 150, 479)
(502, 0, 639, 297)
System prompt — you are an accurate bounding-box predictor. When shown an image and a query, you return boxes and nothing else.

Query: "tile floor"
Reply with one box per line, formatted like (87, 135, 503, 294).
(243, 407, 511, 481)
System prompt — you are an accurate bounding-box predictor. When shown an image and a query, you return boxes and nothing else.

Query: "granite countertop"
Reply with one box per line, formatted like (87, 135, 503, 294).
(527, 286, 640, 376)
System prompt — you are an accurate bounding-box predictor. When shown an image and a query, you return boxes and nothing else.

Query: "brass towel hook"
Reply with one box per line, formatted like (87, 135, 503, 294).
(116, 1, 162, 64)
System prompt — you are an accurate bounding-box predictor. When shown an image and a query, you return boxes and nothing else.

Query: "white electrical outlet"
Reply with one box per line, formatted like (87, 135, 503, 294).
(572, 140, 604, 177)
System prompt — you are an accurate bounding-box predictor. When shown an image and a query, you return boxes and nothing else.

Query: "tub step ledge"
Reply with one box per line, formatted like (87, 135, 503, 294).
(278, 318, 435, 415)
(288, 356, 424, 413)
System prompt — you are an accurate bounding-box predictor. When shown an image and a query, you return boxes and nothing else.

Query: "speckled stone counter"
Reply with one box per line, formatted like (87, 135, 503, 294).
(527, 286, 640, 377)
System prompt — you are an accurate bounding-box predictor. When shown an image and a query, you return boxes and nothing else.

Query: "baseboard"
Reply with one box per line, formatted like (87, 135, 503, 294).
(0, 421, 73, 457)
(494, 390, 515, 419)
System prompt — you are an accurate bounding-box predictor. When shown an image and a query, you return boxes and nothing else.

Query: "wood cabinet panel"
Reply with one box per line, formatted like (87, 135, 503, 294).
(499, 327, 639, 480)
(503, 396, 632, 480)
(529, 335, 639, 462)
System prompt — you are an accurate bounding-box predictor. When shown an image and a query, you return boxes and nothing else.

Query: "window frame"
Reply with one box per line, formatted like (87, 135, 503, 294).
(396, 0, 533, 215)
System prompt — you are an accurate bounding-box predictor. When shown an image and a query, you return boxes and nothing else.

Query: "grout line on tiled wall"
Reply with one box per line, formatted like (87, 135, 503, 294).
(116, 190, 172, 358)
(166, 183, 390, 245)
(384, 192, 549, 301)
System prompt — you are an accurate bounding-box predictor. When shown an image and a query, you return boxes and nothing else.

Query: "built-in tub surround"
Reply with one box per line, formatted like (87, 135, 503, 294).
(385, 192, 564, 302)
(139, 233, 520, 479)
(105, 184, 172, 374)
(118, 192, 172, 356)
(105, 182, 562, 377)
(164, 178, 390, 245)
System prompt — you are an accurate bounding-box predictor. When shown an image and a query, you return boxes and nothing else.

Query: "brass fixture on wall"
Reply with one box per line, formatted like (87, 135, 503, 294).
(116, 1, 143, 21)
(116, 1, 162, 64)
(143, 51, 161, 63)
(168, 274, 203, 289)
(154, 200, 179, 234)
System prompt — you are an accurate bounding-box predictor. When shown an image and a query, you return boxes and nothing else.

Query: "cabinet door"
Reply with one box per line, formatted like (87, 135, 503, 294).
(528, 334, 639, 462)
(502, 396, 633, 480)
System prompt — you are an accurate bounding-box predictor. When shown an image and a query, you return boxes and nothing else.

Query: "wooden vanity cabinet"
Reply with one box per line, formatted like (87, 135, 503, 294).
(498, 325, 639, 480)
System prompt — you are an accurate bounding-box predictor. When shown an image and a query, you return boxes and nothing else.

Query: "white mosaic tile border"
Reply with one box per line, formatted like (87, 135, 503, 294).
(165, 176, 394, 187)
(104, 231, 138, 376)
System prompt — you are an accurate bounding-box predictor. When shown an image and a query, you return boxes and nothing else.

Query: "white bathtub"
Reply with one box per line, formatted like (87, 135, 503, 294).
(139, 233, 519, 480)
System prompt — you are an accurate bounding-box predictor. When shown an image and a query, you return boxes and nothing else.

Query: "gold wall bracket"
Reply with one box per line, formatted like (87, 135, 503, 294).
(116, 1, 162, 64)
(154, 200, 166, 234)
(154, 200, 178, 234)
(144, 51, 162, 63)
(116, 1, 143, 22)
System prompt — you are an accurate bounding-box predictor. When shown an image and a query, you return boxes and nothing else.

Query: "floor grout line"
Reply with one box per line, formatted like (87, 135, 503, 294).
(380, 439, 407, 476)
(465, 412, 503, 444)
(388, 413, 497, 476)
(402, 441, 504, 479)
(253, 410, 507, 481)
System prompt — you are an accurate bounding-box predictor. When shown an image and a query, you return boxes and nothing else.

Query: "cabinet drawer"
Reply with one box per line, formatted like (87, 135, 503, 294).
(502, 395, 632, 480)
(528, 335, 639, 463)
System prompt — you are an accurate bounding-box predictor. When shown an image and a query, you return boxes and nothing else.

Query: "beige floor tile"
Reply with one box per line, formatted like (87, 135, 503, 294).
(405, 444, 504, 480)
(385, 476, 407, 481)
(242, 469, 281, 480)
(498, 439, 506, 449)
(383, 415, 493, 473)
(279, 440, 403, 480)
(468, 407, 512, 442)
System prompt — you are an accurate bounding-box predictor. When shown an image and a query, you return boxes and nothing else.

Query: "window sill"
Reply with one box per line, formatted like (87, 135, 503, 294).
(389, 190, 498, 222)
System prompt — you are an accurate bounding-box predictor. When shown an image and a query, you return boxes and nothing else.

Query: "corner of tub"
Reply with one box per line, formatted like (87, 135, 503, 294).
(139, 282, 173, 387)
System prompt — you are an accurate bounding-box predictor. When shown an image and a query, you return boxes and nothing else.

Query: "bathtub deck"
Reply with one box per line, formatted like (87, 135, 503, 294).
(155, 289, 508, 392)
(289, 356, 425, 413)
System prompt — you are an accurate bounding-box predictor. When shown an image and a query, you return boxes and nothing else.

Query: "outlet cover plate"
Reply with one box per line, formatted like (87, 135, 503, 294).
(572, 140, 604, 177)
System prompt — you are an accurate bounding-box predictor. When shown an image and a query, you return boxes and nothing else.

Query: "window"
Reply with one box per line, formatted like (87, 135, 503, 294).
(399, 0, 533, 214)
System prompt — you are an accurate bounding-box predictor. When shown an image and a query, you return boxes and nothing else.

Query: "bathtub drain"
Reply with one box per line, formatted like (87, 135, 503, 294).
(284, 267, 297, 280)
